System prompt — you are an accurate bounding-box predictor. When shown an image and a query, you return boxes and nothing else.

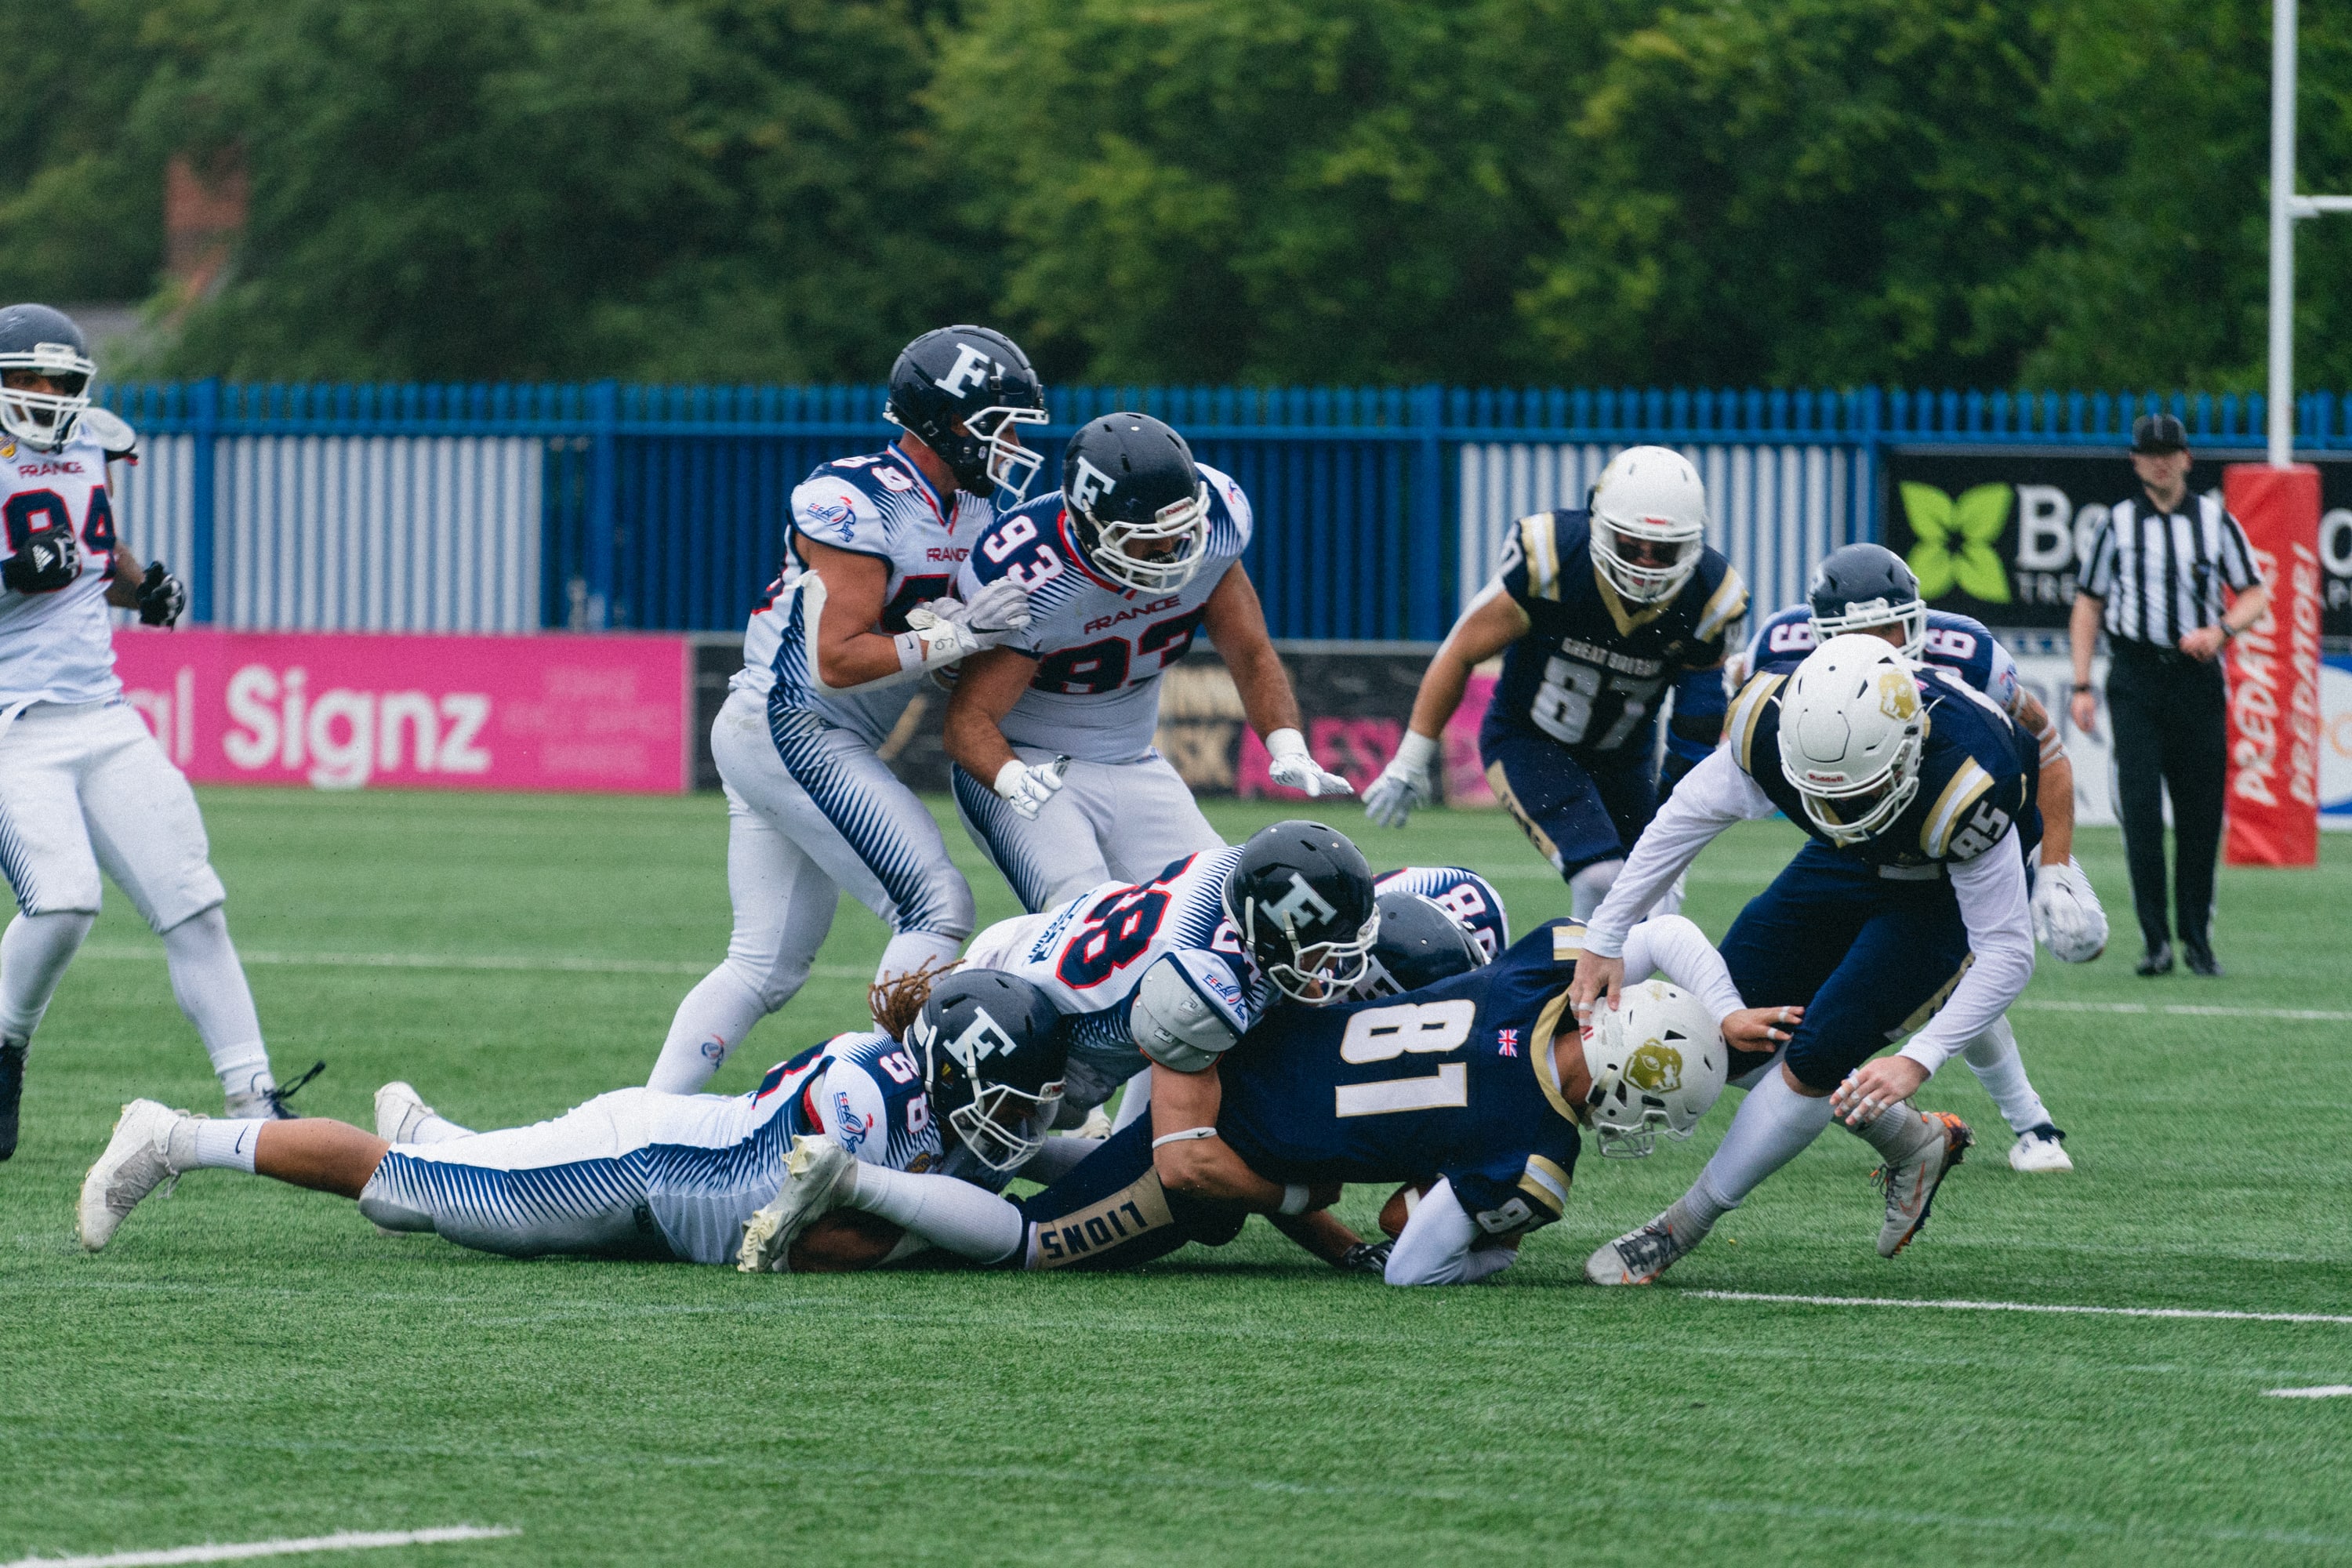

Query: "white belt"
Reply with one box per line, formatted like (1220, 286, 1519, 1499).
(1876, 862, 1944, 881)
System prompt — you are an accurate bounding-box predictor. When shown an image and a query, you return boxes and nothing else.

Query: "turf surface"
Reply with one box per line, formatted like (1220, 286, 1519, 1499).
(7, 789, 2352, 1566)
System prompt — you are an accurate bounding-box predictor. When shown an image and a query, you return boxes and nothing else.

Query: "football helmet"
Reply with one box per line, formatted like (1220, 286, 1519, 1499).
(1777, 633, 1928, 847)
(0, 304, 94, 452)
(884, 325, 1047, 500)
(908, 970, 1067, 1173)
(1588, 445, 1708, 604)
(1061, 412, 1213, 593)
(1348, 891, 1483, 1000)
(1224, 820, 1380, 1004)
(1809, 543, 1926, 659)
(1577, 979, 1726, 1158)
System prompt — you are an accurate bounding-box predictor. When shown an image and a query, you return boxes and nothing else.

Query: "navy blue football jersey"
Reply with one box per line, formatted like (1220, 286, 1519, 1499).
(1486, 510, 1747, 760)
(1723, 664, 2041, 872)
(1214, 923, 1588, 1236)
(1747, 604, 2022, 713)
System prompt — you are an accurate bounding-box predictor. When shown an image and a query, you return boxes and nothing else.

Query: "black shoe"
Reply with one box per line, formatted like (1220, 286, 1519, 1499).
(2136, 942, 2174, 977)
(2183, 942, 2224, 977)
(0, 1038, 23, 1161)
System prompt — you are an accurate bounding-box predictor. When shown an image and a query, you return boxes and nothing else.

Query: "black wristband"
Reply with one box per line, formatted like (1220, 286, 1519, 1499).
(2071, 683, 2092, 693)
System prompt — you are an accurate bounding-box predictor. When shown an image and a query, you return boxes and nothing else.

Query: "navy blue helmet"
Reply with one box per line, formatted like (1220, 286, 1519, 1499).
(1348, 890, 1485, 1000)
(1061, 412, 1212, 593)
(0, 303, 93, 452)
(884, 326, 1047, 500)
(1807, 543, 1926, 659)
(1225, 821, 1381, 1004)
(908, 969, 1066, 1172)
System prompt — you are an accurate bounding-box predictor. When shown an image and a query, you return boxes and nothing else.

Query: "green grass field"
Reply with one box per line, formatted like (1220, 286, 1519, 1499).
(6, 789, 2352, 1566)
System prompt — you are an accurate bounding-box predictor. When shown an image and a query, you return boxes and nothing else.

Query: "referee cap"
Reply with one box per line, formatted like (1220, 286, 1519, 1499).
(2130, 413, 2188, 455)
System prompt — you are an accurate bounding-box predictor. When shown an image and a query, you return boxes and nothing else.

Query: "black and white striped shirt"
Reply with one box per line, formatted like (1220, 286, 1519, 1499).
(2078, 489, 2261, 647)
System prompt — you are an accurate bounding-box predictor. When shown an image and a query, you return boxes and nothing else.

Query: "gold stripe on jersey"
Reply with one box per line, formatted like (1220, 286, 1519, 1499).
(1519, 1154, 1572, 1216)
(1520, 514, 1562, 601)
(1694, 564, 1749, 643)
(1530, 989, 1581, 1127)
(1552, 923, 1586, 963)
(1893, 955, 1973, 1038)
(1920, 758, 1994, 859)
(1726, 672, 1784, 773)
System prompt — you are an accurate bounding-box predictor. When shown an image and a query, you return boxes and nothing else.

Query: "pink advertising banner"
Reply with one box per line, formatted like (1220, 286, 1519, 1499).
(111, 627, 691, 794)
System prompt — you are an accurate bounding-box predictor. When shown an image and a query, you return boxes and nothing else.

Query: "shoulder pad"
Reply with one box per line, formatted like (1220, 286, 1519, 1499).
(791, 470, 892, 554)
(815, 1053, 894, 1160)
(1198, 463, 1254, 553)
(1512, 512, 1566, 602)
(1129, 953, 1244, 1073)
(1919, 756, 2008, 862)
(1724, 671, 1784, 774)
(79, 407, 137, 460)
(1690, 555, 1748, 644)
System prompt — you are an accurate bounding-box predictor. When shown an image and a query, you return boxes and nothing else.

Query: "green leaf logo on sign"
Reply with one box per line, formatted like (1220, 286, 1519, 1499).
(1900, 482, 2013, 604)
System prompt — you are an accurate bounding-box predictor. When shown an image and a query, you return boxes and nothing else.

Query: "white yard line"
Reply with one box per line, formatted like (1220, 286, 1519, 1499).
(2267, 1385, 2352, 1398)
(2013, 998, 2352, 1022)
(3, 1526, 517, 1568)
(1688, 1290, 2352, 1326)
(80, 945, 866, 982)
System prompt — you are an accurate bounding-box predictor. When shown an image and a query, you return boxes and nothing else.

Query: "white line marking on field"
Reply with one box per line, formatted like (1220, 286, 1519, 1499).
(2, 1526, 518, 1568)
(2267, 1385, 2352, 1398)
(82, 944, 865, 982)
(1687, 1290, 2352, 1326)
(2013, 998, 2352, 1022)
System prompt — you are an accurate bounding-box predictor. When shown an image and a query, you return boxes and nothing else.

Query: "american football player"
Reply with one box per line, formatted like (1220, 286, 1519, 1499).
(79, 971, 1071, 1267)
(1574, 633, 2041, 1283)
(1374, 864, 1509, 962)
(651, 327, 1048, 1095)
(0, 303, 293, 1159)
(946, 412, 1349, 916)
(1744, 543, 2095, 1172)
(1363, 447, 1746, 920)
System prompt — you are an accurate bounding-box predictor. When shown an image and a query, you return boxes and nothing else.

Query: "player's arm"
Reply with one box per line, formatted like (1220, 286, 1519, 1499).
(1621, 913, 1800, 1054)
(2008, 686, 2078, 864)
(1148, 1062, 1334, 1214)
(1203, 564, 1351, 797)
(1363, 583, 1531, 826)
(1661, 663, 1729, 798)
(943, 645, 1047, 787)
(802, 535, 1029, 692)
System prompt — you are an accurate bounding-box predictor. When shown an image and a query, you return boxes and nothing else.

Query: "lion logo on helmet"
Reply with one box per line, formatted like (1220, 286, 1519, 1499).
(1624, 1039, 1684, 1093)
(1876, 668, 1920, 722)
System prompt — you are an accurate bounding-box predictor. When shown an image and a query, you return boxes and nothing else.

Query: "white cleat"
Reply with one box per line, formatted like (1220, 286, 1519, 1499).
(1585, 1200, 1713, 1286)
(2007, 1123, 2073, 1173)
(737, 1134, 858, 1274)
(78, 1099, 187, 1252)
(1075, 1106, 1113, 1141)
(375, 1080, 466, 1145)
(1873, 1111, 1975, 1258)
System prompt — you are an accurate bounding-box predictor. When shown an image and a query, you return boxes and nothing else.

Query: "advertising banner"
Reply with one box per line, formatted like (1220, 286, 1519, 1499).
(2220, 465, 2321, 866)
(114, 626, 691, 793)
(1882, 448, 2352, 635)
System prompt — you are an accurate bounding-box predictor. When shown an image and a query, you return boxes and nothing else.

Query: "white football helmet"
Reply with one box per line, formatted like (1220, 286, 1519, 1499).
(1777, 633, 1928, 847)
(1578, 979, 1726, 1158)
(1588, 445, 1708, 604)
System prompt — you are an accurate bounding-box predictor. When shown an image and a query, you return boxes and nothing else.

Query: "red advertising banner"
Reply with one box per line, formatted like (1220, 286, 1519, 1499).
(2222, 464, 2322, 866)
(111, 627, 691, 794)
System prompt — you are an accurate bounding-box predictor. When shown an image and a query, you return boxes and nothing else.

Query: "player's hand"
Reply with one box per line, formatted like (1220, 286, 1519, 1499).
(1569, 953, 1625, 1019)
(2031, 857, 2108, 963)
(1831, 1056, 1930, 1127)
(2178, 624, 2227, 662)
(962, 578, 1033, 639)
(136, 562, 186, 627)
(1265, 727, 1353, 798)
(1363, 731, 1440, 828)
(993, 755, 1069, 820)
(1722, 1004, 1802, 1054)
(2067, 688, 2100, 739)
(1337, 1239, 1392, 1276)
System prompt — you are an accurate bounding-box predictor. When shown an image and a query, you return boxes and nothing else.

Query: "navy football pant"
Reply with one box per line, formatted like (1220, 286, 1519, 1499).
(1717, 843, 1973, 1093)
(1477, 719, 1657, 881)
(1015, 1117, 1247, 1272)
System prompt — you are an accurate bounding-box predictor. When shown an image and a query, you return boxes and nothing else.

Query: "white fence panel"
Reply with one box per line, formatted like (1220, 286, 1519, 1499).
(109, 432, 196, 590)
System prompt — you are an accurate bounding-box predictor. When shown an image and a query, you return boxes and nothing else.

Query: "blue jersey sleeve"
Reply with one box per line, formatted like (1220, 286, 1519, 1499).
(1747, 604, 1818, 676)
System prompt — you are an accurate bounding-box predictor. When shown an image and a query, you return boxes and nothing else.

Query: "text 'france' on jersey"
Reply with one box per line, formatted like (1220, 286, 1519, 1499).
(1747, 604, 2022, 713)
(1374, 866, 1511, 962)
(1215, 922, 1588, 1237)
(1486, 510, 1747, 760)
(736, 445, 995, 748)
(956, 463, 1254, 763)
(1724, 665, 2042, 873)
(0, 425, 122, 706)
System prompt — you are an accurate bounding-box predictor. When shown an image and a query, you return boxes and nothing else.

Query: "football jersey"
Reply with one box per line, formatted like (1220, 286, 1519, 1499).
(955, 463, 1254, 762)
(1374, 865, 1511, 961)
(1746, 604, 2022, 711)
(735, 445, 993, 749)
(0, 426, 123, 706)
(1485, 510, 1746, 760)
(1722, 664, 2041, 873)
(1215, 923, 1586, 1236)
(960, 846, 1270, 1110)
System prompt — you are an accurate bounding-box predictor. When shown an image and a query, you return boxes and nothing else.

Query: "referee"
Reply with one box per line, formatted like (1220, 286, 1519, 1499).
(2067, 414, 2269, 977)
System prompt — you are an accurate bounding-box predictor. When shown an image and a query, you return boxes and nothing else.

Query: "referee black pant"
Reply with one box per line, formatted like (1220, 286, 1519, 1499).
(2103, 644, 2227, 953)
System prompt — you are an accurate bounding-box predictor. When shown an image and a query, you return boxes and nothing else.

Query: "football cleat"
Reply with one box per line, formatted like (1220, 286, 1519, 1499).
(0, 1037, 26, 1161)
(1585, 1201, 1712, 1286)
(736, 1134, 858, 1274)
(374, 1080, 466, 1145)
(2007, 1123, 2072, 1174)
(225, 1059, 325, 1121)
(77, 1099, 187, 1251)
(1871, 1110, 1974, 1258)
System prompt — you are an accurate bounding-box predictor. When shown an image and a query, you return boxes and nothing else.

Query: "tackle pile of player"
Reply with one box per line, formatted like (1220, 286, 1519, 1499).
(0, 314, 2107, 1287)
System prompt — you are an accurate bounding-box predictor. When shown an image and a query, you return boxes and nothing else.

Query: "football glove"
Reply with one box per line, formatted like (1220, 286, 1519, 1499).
(993, 754, 1069, 821)
(2, 521, 78, 595)
(1362, 730, 1441, 828)
(1265, 727, 1353, 798)
(2031, 857, 2108, 963)
(136, 561, 186, 627)
(899, 581, 1034, 670)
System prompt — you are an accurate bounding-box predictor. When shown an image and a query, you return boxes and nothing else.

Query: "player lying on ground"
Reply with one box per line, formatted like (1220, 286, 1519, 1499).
(1741, 543, 2103, 1173)
(947, 412, 1352, 918)
(1575, 632, 2042, 1284)
(742, 915, 1800, 1285)
(78, 971, 1073, 1265)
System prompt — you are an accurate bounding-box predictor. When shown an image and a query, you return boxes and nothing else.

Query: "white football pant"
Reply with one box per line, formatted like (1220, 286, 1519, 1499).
(952, 749, 1225, 913)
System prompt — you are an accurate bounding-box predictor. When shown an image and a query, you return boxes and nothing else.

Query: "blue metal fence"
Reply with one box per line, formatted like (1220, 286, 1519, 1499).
(97, 379, 2352, 641)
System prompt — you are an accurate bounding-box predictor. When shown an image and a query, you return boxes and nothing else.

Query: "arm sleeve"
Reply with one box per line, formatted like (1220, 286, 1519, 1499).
(1898, 835, 2036, 1074)
(1582, 748, 1776, 958)
(1621, 913, 1747, 1023)
(1383, 1178, 1516, 1286)
(1661, 666, 1729, 796)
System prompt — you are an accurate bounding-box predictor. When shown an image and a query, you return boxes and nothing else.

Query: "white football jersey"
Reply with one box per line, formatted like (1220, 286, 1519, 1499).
(735, 445, 994, 749)
(1375, 865, 1512, 961)
(955, 463, 1254, 762)
(960, 845, 1270, 1109)
(0, 426, 122, 706)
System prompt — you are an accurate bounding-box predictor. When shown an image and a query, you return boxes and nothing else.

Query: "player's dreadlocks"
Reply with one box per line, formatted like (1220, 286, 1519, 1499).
(869, 956, 957, 1041)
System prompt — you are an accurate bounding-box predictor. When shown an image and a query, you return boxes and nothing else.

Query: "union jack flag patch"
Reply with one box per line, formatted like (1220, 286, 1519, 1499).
(1496, 1029, 1519, 1058)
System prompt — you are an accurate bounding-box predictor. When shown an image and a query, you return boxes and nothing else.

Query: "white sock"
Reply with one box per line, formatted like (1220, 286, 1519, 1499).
(168, 1116, 260, 1173)
(158, 909, 273, 1093)
(1846, 1097, 1936, 1161)
(1962, 1018, 2052, 1134)
(0, 909, 93, 1040)
(649, 964, 773, 1094)
(1690, 1068, 1836, 1219)
(1109, 1069, 1152, 1133)
(407, 1110, 473, 1144)
(846, 1163, 1023, 1262)
(1568, 859, 1624, 922)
